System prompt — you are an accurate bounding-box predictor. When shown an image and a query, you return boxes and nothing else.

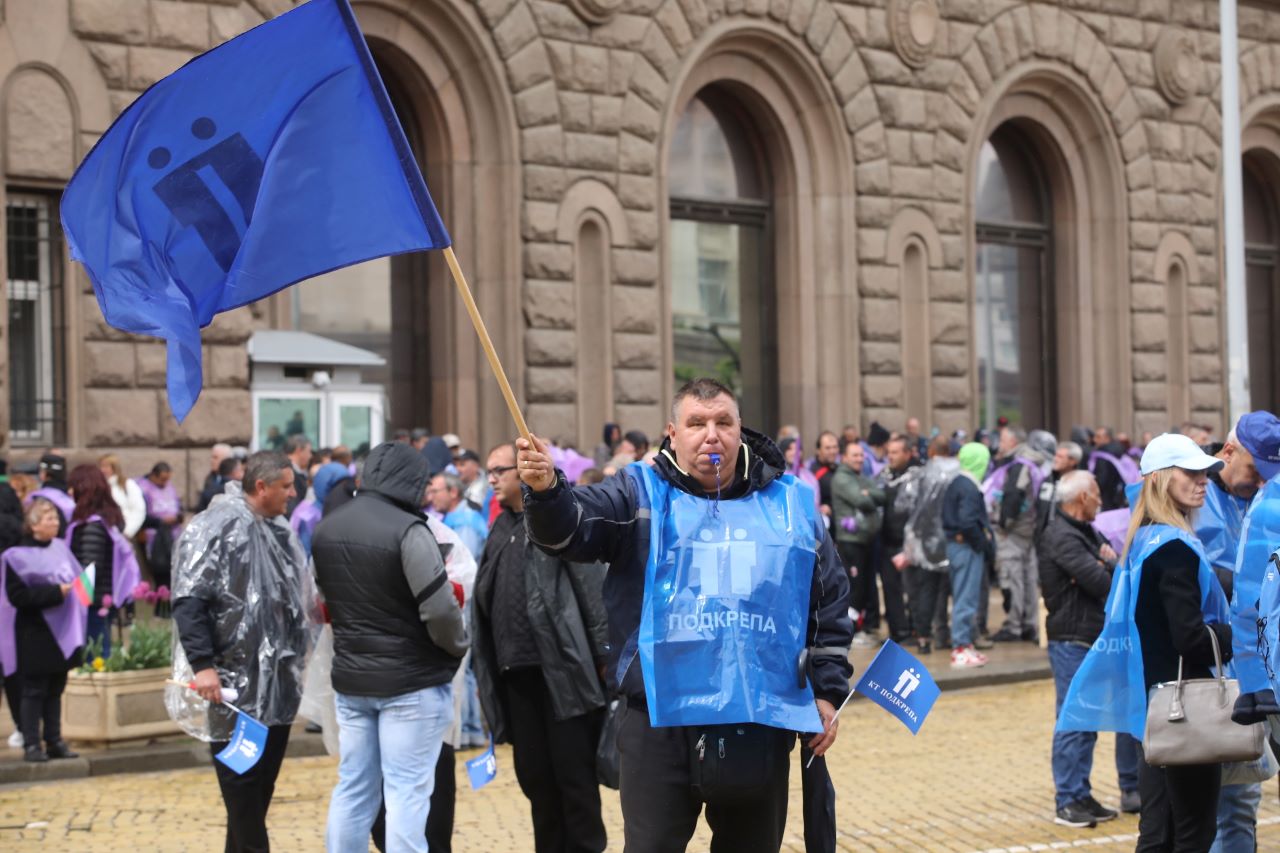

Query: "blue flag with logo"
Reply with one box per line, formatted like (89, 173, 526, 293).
(214, 709, 269, 775)
(854, 640, 940, 735)
(465, 738, 498, 790)
(60, 0, 450, 421)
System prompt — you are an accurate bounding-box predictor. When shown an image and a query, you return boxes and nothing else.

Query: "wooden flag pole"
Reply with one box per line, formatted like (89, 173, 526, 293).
(443, 246, 533, 445)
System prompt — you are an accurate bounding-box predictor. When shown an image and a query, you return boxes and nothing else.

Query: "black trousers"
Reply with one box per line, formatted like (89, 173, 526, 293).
(873, 547, 911, 641)
(836, 542, 874, 628)
(19, 671, 66, 747)
(800, 745, 835, 853)
(1136, 752, 1220, 852)
(503, 668, 606, 853)
(905, 565, 946, 641)
(370, 744, 456, 853)
(3, 671, 22, 730)
(617, 703, 791, 853)
(209, 723, 292, 853)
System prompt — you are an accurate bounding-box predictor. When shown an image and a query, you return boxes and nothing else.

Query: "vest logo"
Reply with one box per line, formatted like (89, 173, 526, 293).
(691, 528, 755, 598)
(667, 527, 776, 635)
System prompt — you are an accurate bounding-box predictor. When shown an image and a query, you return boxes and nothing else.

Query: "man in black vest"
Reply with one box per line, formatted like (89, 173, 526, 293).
(312, 442, 468, 853)
(472, 442, 610, 853)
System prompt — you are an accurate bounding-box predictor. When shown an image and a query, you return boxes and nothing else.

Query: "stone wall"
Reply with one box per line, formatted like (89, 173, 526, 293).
(5, 0, 1279, 468)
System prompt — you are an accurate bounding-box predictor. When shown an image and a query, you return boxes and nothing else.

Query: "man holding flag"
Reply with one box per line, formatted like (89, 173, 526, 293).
(515, 378, 852, 853)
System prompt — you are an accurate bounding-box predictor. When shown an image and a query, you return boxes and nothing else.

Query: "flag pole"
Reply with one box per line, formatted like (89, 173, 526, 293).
(442, 246, 533, 445)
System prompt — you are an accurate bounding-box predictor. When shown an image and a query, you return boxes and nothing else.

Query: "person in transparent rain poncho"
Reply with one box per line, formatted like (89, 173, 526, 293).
(166, 450, 318, 853)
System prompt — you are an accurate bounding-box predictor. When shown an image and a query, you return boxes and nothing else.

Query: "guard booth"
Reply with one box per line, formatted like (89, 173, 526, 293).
(247, 330, 385, 455)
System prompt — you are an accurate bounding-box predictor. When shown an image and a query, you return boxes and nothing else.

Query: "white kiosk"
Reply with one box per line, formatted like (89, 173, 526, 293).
(247, 330, 386, 454)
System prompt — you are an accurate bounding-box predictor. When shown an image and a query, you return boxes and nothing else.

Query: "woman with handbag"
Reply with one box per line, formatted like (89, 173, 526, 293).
(1129, 438, 1236, 851)
(1058, 433, 1253, 852)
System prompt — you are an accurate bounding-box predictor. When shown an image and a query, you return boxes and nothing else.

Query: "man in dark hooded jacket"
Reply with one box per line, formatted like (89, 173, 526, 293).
(515, 378, 852, 853)
(312, 443, 468, 852)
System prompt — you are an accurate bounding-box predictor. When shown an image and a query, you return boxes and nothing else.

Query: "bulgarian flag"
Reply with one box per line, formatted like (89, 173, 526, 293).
(71, 563, 95, 607)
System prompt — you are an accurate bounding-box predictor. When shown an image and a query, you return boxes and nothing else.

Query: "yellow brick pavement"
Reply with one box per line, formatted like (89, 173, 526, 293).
(1, 680, 1278, 851)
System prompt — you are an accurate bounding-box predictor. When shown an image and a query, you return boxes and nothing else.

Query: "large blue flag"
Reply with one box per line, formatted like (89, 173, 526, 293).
(60, 0, 450, 420)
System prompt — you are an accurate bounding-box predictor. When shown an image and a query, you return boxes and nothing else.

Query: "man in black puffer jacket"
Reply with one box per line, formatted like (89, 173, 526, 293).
(1037, 470, 1138, 826)
(515, 378, 852, 853)
(312, 442, 468, 852)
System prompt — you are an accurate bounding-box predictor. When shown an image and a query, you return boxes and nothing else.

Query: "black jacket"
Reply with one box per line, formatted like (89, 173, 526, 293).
(941, 474, 992, 559)
(1092, 441, 1130, 512)
(1038, 509, 1114, 644)
(521, 427, 853, 709)
(0, 484, 24, 553)
(473, 506, 610, 743)
(313, 443, 466, 697)
(5, 536, 83, 674)
(70, 520, 115, 606)
(1136, 536, 1232, 689)
(877, 463, 919, 548)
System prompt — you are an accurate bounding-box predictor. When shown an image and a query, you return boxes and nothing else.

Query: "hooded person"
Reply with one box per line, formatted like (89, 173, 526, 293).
(290, 462, 352, 558)
(27, 455, 74, 536)
(421, 437, 454, 481)
(312, 442, 468, 853)
(942, 443, 994, 668)
(167, 451, 317, 853)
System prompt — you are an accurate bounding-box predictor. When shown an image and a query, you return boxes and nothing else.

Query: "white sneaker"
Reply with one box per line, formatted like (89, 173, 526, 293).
(950, 645, 988, 668)
(7, 730, 22, 748)
(851, 632, 878, 649)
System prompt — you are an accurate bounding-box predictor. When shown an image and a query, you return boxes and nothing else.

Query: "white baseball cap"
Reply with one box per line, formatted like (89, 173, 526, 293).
(1138, 433, 1224, 476)
(441, 433, 461, 449)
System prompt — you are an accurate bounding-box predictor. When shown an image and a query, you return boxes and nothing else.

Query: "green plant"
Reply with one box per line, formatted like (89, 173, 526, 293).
(77, 622, 172, 674)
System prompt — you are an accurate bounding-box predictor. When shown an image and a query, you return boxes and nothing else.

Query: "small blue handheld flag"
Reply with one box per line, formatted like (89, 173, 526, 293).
(854, 639, 940, 734)
(60, 0, 451, 421)
(466, 739, 498, 790)
(214, 707, 270, 775)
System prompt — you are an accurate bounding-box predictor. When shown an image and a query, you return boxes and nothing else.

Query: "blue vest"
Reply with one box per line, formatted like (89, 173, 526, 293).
(1057, 524, 1229, 740)
(1197, 480, 1248, 574)
(1239, 479, 1280, 693)
(626, 463, 822, 732)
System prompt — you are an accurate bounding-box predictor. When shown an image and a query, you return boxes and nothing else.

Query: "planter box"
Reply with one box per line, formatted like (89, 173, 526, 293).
(62, 667, 180, 743)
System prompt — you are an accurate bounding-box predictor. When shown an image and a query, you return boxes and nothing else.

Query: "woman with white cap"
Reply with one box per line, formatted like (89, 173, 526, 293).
(1056, 433, 1232, 850)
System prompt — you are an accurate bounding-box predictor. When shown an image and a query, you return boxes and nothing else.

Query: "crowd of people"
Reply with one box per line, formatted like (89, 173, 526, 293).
(5, 381, 1280, 853)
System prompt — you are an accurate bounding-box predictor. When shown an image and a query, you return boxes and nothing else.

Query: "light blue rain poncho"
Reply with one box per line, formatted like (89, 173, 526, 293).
(1057, 523, 1229, 740)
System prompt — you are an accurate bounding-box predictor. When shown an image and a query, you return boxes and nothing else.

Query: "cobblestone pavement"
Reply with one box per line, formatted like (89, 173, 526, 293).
(2, 680, 1278, 851)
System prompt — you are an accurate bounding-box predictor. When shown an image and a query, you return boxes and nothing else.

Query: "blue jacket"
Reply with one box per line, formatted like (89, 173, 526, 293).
(522, 427, 854, 707)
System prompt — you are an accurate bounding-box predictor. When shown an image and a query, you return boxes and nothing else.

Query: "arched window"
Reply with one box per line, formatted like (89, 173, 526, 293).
(974, 123, 1055, 430)
(1244, 153, 1280, 412)
(668, 89, 776, 431)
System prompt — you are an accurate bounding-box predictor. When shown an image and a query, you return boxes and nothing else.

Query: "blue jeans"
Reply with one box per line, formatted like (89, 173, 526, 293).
(1211, 782, 1261, 852)
(86, 607, 115, 658)
(1048, 641, 1140, 809)
(327, 684, 453, 853)
(945, 541, 983, 647)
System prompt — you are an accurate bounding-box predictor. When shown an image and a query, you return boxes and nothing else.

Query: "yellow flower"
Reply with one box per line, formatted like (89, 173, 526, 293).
(92, 657, 105, 672)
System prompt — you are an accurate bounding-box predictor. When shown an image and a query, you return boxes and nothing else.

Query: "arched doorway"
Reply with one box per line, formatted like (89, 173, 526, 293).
(668, 88, 776, 432)
(1243, 151, 1280, 412)
(974, 122, 1056, 430)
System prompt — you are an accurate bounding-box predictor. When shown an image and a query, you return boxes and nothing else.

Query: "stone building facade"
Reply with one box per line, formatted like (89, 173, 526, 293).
(3, 0, 1280, 499)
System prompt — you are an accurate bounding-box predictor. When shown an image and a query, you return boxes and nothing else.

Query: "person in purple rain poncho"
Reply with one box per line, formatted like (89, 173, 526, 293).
(137, 462, 182, 616)
(1, 497, 86, 763)
(66, 465, 141, 658)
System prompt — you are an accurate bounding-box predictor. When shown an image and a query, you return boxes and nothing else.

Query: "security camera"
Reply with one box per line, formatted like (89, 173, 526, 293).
(311, 370, 331, 388)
